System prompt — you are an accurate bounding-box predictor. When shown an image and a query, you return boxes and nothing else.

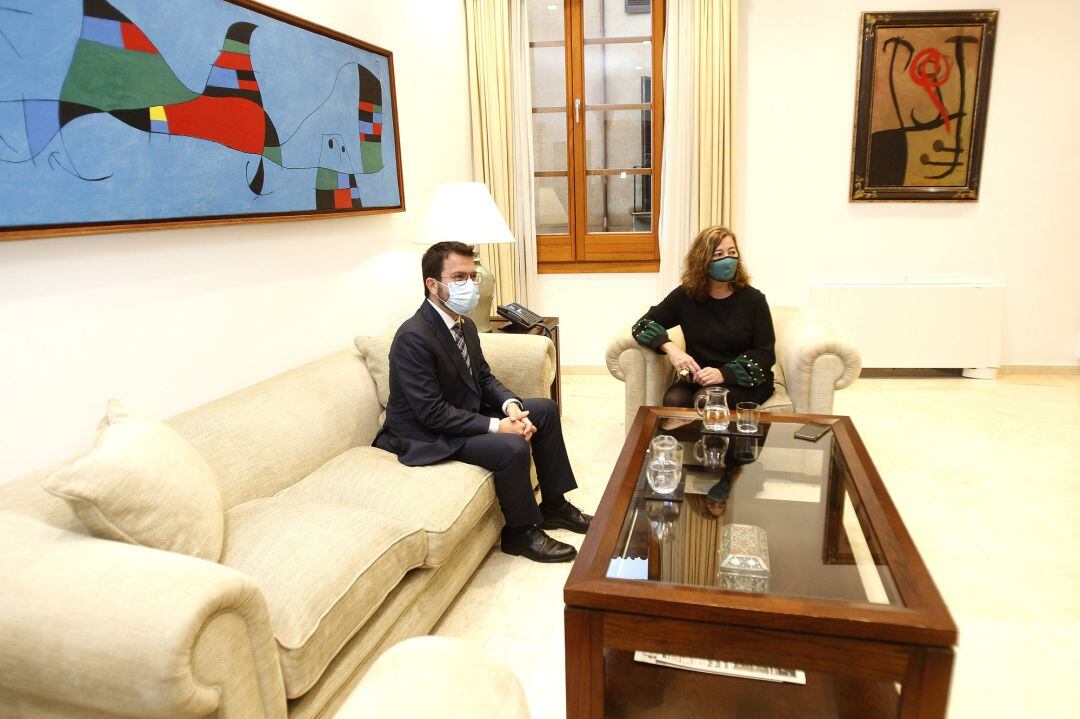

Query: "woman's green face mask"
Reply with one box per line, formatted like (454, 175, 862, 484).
(708, 257, 738, 282)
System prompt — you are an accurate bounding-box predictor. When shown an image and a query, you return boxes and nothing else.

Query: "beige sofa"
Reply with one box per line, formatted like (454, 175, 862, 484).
(606, 306, 862, 431)
(0, 331, 555, 719)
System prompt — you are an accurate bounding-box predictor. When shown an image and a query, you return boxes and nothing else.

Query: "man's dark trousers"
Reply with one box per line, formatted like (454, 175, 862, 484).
(450, 397, 575, 527)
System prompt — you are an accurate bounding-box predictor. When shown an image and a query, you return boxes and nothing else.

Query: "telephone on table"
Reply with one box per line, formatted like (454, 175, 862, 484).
(496, 303, 549, 336)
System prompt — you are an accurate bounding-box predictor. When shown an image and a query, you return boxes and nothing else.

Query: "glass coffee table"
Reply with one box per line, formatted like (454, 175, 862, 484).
(564, 408, 957, 718)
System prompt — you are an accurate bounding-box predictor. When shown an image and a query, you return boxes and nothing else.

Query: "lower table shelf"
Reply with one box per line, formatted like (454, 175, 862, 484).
(603, 649, 900, 719)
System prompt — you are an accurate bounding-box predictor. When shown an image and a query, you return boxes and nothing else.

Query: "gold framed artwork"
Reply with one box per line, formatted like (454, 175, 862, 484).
(850, 10, 998, 201)
(0, 0, 404, 242)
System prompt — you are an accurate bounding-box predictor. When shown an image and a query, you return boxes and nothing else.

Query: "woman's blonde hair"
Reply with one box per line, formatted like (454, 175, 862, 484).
(680, 226, 751, 302)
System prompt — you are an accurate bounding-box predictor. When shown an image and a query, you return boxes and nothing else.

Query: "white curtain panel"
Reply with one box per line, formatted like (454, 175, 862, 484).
(464, 0, 518, 309)
(657, 0, 699, 291)
(658, 0, 738, 290)
(509, 0, 538, 306)
(695, 0, 737, 232)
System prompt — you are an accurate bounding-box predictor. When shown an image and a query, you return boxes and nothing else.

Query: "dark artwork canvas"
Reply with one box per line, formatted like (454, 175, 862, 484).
(0, 0, 404, 241)
(850, 11, 997, 201)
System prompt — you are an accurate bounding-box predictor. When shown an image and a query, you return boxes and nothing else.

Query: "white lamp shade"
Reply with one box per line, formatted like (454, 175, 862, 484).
(418, 182, 516, 246)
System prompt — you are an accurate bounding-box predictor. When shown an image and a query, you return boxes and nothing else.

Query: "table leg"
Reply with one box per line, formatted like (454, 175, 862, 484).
(898, 647, 954, 719)
(565, 607, 604, 719)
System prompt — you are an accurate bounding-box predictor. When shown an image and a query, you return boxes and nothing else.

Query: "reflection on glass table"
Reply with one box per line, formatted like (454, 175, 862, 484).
(608, 421, 902, 606)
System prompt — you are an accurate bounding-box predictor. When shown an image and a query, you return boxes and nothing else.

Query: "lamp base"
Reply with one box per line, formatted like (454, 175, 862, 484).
(465, 254, 496, 332)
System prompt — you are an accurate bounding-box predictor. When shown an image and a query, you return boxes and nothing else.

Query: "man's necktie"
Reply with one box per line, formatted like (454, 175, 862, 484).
(450, 323, 472, 372)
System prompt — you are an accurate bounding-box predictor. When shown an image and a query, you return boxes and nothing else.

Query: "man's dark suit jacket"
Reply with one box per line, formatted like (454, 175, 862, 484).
(374, 301, 520, 466)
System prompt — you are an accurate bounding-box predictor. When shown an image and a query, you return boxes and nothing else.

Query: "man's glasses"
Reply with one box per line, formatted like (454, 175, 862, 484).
(441, 273, 483, 287)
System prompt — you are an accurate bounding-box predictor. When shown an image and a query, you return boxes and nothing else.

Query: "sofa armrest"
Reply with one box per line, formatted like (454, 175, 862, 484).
(478, 332, 556, 401)
(606, 326, 683, 433)
(776, 307, 861, 414)
(0, 512, 286, 719)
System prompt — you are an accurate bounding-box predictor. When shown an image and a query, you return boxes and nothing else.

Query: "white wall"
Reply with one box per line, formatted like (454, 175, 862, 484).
(0, 0, 472, 482)
(537, 0, 1080, 368)
(739, 0, 1080, 367)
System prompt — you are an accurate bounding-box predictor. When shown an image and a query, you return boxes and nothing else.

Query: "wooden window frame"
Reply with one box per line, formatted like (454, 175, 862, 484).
(534, 0, 665, 274)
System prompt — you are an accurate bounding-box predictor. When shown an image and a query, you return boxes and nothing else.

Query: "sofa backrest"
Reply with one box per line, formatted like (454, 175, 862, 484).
(0, 348, 382, 524)
(167, 348, 381, 510)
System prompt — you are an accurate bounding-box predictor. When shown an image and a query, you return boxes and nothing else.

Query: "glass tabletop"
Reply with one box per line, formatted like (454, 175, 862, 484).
(606, 417, 903, 607)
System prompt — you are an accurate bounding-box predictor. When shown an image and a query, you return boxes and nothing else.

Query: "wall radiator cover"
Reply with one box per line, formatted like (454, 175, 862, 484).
(809, 281, 1005, 372)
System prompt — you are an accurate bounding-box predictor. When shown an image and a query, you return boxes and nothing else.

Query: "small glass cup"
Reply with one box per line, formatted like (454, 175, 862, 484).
(646, 434, 683, 495)
(736, 402, 760, 434)
(693, 433, 729, 470)
(733, 435, 761, 462)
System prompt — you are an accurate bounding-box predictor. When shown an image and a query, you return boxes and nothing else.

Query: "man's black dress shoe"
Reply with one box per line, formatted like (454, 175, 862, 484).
(500, 526, 577, 563)
(540, 501, 592, 534)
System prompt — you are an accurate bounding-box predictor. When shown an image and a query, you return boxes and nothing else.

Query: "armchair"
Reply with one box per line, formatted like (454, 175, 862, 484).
(606, 306, 862, 433)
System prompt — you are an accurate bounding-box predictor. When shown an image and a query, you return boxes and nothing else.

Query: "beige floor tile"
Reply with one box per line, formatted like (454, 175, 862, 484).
(432, 372, 1080, 718)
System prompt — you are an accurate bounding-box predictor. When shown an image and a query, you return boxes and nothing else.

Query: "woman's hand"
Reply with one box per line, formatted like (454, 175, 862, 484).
(661, 342, 701, 379)
(694, 367, 724, 386)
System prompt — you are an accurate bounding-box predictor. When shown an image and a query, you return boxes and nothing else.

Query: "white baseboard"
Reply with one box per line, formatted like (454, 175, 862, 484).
(998, 365, 1080, 375)
(562, 366, 610, 375)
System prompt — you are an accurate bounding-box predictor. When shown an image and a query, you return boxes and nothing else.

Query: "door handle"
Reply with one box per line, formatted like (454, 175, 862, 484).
(574, 98, 581, 124)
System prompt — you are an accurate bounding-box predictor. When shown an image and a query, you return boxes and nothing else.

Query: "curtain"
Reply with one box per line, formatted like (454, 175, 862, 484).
(657, 0, 738, 291)
(509, 0, 538, 305)
(695, 0, 737, 232)
(464, 0, 537, 309)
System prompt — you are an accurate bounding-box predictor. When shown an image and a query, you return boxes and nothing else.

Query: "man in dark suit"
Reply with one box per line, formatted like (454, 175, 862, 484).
(374, 241, 591, 563)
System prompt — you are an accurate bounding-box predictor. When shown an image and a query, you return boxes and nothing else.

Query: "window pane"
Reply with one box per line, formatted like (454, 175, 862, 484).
(583, 41, 652, 106)
(586, 173, 653, 233)
(530, 46, 567, 109)
(527, 0, 565, 45)
(584, 109, 651, 171)
(583, 0, 652, 41)
(535, 176, 570, 235)
(532, 114, 568, 173)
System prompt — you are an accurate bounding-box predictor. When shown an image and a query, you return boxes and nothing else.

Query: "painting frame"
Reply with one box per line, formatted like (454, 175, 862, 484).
(849, 10, 998, 202)
(0, 0, 405, 242)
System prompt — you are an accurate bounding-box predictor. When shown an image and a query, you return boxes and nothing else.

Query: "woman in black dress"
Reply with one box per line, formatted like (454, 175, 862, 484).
(632, 225, 775, 408)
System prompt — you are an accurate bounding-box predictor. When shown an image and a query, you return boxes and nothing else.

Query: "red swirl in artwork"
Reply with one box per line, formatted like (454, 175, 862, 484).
(909, 48, 954, 133)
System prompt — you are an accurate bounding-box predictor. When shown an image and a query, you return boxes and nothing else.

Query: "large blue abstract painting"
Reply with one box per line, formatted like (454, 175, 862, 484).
(0, 0, 403, 240)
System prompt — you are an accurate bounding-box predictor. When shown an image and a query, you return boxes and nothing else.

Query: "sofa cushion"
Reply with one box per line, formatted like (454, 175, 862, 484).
(220, 498, 426, 698)
(167, 348, 383, 511)
(42, 399, 225, 562)
(354, 334, 393, 408)
(278, 446, 497, 568)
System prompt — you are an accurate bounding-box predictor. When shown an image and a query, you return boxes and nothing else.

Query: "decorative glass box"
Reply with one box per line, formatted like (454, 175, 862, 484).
(718, 524, 770, 593)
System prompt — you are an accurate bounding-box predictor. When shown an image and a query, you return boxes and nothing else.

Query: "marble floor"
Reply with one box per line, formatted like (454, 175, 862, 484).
(433, 371, 1080, 718)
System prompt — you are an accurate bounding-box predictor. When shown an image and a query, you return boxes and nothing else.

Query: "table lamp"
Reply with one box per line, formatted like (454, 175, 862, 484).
(418, 182, 517, 332)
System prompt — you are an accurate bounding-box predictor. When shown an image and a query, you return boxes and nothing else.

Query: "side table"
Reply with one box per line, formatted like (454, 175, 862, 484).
(490, 316, 561, 409)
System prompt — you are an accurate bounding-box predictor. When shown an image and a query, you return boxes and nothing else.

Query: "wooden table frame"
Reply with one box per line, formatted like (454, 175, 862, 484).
(564, 407, 957, 718)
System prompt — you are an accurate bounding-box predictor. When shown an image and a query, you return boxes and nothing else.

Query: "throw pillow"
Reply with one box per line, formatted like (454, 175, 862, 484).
(43, 399, 225, 562)
(354, 334, 394, 408)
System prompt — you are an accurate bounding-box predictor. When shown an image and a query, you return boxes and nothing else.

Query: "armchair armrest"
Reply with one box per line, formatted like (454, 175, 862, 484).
(776, 307, 861, 414)
(606, 325, 684, 433)
(0, 512, 286, 719)
(479, 332, 555, 400)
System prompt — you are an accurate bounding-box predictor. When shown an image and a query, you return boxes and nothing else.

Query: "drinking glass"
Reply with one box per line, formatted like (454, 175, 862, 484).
(736, 402, 760, 434)
(646, 434, 683, 494)
(693, 433, 729, 470)
(732, 435, 762, 463)
(694, 387, 730, 432)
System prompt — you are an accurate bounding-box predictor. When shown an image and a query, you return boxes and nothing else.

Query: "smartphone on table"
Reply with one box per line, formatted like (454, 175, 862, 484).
(794, 422, 831, 442)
